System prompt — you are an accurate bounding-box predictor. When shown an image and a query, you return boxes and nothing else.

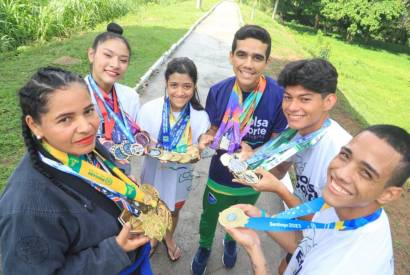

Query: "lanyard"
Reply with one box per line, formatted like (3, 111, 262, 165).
(211, 76, 266, 153)
(87, 74, 136, 143)
(220, 197, 382, 231)
(41, 141, 156, 207)
(246, 119, 331, 170)
(157, 97, 191, 152)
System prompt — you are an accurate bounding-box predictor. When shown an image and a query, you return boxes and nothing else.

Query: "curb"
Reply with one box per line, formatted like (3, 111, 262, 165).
(133, 1, 223, 93)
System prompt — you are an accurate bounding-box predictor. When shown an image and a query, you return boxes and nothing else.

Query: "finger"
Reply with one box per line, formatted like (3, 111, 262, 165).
(129, 236, 150, 248)
(117, 222, 131, 242)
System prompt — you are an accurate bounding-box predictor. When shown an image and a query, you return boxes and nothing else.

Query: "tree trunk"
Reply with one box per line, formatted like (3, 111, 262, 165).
(272, 0, 280, 20)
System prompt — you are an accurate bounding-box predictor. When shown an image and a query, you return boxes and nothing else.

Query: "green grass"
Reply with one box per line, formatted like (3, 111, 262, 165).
(240, 4, 410, 132)
(0, 0, 218, 191)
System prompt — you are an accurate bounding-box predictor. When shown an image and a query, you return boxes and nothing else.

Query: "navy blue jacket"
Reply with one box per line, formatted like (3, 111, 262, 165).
(0, 144, 140, 274)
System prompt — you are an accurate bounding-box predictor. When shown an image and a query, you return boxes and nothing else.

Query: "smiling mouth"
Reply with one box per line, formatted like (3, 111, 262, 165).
(75, 135, 95, 145)
(239, 69, 255, 78)
(105, 70, 120, 77)
(329, 178, 353, 196)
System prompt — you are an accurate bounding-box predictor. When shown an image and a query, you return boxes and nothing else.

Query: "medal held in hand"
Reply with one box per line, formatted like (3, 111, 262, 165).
(222, 120, 331, 185)
(118, 184, 172, 241)
(147, 146, 200, 164)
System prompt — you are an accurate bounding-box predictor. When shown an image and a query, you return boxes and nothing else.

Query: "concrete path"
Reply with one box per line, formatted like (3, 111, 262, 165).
(132, 1, 285, 274)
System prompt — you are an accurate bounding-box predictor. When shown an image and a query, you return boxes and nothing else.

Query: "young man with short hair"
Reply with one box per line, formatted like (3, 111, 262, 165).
(225, 124, 409, 275)
(247, 59, 352, 208)
(191, 25, 288, 275)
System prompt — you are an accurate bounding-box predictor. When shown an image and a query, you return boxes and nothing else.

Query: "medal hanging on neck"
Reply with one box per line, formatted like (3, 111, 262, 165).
(219, 197, 383, 232)
(210, 76, 266, 154)
(223, 119, 331, 184)
(149, 97, 200, 163)
(87, 75, 151, 160)
(40, 142, 172, 240)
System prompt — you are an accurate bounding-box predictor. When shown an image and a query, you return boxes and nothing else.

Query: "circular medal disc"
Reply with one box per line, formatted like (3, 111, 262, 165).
(169, 153, 182, 162)
(158, 151, 173, 161)
(148, 148, 162, 158)
(120, 141, 132, 157)
(218, 207, 249, 228)
(242, 170, 260, 184)
(220, 153, 232, 167)
(228, 158, 247, 174)
(111, 145, 129, 161)
(130, 143, 144, 156)
(201, 147, 216, 159)
(101, 139, 115, 151)
(135, 131, 151, 147)
(179, 153, 192, 164)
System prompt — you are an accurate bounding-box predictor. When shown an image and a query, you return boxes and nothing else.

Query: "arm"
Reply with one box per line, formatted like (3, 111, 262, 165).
(233, 168, 313, 220)
(223, 204, 272, 275)
(0, 213, 148, 274)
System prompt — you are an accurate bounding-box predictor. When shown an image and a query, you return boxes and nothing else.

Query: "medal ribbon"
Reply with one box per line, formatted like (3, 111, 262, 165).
(246, 119, 331, 170)
(157, 97, 191, 152)
(243, 197, 382, 231)
(87, 75, 138, 143)
(41, 141, 155, 207)
(211, 76, 266, 153)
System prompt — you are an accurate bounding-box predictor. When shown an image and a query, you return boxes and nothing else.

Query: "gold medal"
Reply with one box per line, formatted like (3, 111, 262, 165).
(179, 153, 192, 164)
(169, 153, 182, 162)
(158, 151, 173, 161)
(218, 207, 249, 228)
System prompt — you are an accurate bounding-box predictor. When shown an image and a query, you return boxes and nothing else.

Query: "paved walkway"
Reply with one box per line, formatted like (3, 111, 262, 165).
(132, 1, 285, 274)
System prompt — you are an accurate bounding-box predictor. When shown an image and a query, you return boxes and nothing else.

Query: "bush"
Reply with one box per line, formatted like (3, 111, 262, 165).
(0, 0, 137, 51)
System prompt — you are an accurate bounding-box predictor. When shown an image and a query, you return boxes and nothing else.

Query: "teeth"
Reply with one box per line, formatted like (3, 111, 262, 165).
(331, 180, 350, 195)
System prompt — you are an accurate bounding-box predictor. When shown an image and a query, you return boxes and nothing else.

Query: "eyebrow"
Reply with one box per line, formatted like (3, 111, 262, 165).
(55, 104, 94, 120)
(342, 146, 380, 179)
(235, 50, 265, 58)
(101, 48, 129, 58)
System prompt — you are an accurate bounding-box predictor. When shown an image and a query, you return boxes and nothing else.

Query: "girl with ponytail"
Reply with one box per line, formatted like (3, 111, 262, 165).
(86, 22, 141, 173)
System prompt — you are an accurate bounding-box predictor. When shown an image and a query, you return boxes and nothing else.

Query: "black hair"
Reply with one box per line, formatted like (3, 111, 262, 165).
(278, 58, 338, 96)
(164, 57, 204, 111)
(362, 125, 410, 187)
(91, 22, 131, 57)
(18, 66, 87, 204)
(231, 25, 271, 60)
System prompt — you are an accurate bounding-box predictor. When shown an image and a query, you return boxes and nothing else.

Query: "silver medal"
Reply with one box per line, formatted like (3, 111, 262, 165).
(220, 153, 232, 167)
(220, 136, 230, 150)
(200, 146, 216, 159)
(130, 143, 144, 156)
(228, 158, 247, 174)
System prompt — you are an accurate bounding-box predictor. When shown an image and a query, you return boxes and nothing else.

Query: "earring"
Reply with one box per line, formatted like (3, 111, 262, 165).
(36, 135, 42, 140)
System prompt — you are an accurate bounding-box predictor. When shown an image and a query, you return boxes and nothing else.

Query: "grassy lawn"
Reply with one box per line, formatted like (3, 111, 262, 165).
(240, 5, 410, 275)
(240, 4, 410, 132)
(0, 0, 218, 191)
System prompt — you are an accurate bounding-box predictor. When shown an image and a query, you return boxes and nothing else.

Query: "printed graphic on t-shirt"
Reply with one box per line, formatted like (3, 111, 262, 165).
(294, 155, 318, 201)
(245, 115, 269, 140)
(291, 229, 318, 274)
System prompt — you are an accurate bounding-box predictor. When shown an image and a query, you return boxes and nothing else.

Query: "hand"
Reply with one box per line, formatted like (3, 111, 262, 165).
(224, 226, 261, 252)
(236, 141, 254, 161)
(233, 167, 284, 193)
(116, 222, 150, 252)
(198, 134, 214, 151)
(233, 204, 265, 218)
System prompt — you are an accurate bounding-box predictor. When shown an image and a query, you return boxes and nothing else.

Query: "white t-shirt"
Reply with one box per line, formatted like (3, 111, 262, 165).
(137, 97, 210, 211)
(285, 207, 394, 275)
(290, 119, 352, 203)
(85, 78, 140, 136)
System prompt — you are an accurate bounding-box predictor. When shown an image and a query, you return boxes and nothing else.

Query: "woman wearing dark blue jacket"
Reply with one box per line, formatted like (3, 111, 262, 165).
(0, 67, 151, 274)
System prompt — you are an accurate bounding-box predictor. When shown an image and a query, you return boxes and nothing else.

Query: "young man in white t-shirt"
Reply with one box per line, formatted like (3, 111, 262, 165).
(224, 124, 410, 275)
(238, 58, 351, 208)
